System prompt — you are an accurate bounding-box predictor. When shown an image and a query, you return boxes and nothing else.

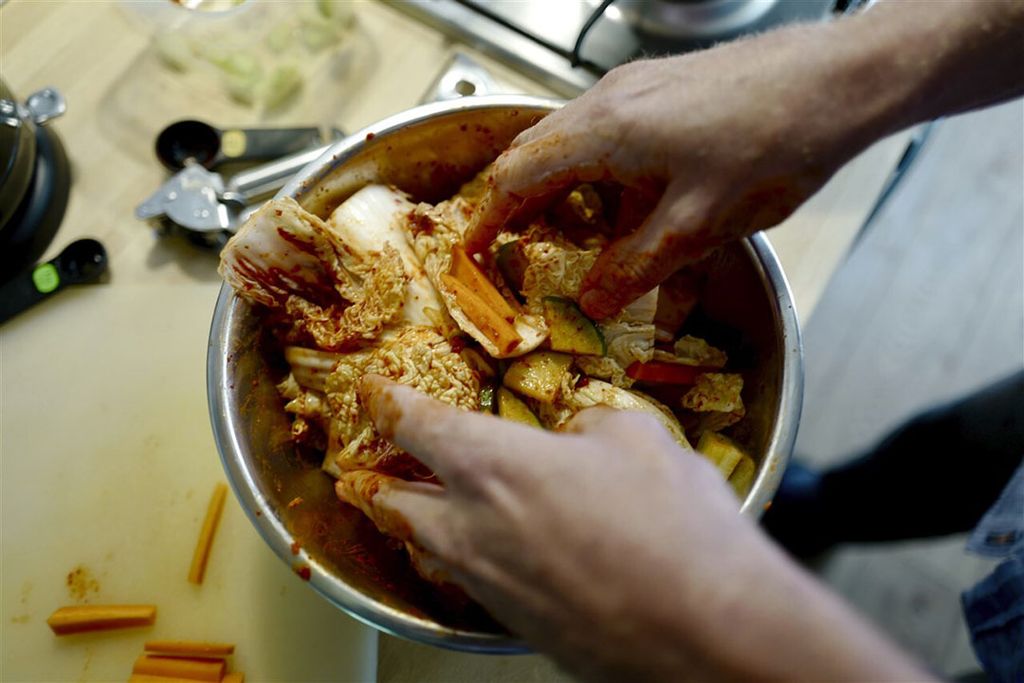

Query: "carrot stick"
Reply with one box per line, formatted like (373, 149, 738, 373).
(127, 675, 204, 683)
(223, 673, 245, 683)
(46, 604, 156, 635)
(449, 245, 519, 321)
(143, 640, 235, 657)
(441, 274, 522, 355)
(132, 654, 225, 682)
(188, 483, 228, 585)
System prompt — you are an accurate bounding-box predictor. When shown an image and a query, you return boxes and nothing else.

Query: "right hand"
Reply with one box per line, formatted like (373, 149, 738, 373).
(467, 30, 866, 319)
(359, 376, 931, 682)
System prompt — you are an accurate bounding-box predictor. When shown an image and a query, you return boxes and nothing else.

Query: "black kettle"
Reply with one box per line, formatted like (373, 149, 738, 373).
(0, 80, 70, 281)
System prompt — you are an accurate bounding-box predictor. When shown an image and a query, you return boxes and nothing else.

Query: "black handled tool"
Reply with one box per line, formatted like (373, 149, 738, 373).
(0, 238, 108, 325)
(155, 119, 328, 171)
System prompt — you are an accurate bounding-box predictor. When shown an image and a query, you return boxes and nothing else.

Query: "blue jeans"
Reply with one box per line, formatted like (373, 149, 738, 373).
(962, 463, 1024, 683)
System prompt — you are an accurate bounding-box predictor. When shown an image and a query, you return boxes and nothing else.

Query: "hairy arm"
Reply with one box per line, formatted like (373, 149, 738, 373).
(360, 376, 932, 682)
(467, 0, 1024, 318)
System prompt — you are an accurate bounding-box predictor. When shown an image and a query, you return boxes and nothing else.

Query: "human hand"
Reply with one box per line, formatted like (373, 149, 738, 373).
(358, 375, 930, 682)
(466, 28, 868, 319)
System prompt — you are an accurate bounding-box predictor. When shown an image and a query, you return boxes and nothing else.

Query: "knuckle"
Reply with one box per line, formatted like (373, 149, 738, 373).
(436, 522, 472, 564)
(438, 452, 479, 487)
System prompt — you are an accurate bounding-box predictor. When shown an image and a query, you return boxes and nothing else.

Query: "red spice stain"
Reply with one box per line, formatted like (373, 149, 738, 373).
(65, 565, 100, 602)
(294, 564, 312, 581)
(406, 209, 435, 236)
(287, 496, 304, 509)
(290, 542, 302, 555)
(365, 132, 375, 141)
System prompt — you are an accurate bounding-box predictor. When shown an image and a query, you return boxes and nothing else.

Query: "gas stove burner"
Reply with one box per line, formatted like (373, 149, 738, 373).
(619, 0, 779, 40)
(393, 0, 860, 95)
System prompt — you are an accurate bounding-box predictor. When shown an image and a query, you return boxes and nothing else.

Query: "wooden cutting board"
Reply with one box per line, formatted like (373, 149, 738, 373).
(0, 283, 377, 682)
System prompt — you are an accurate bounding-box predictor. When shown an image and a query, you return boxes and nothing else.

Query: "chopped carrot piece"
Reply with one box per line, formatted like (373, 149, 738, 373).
(441, 274, 521, 355)
(46, 604, 156, 635)
(143, 640, 235, 657)
(188, 483, 228, 585)
(449, 245, 519, 322)
(132, 654, 225, 682)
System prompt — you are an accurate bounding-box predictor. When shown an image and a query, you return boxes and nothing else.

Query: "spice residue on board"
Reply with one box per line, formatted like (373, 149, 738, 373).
(66, 565, 100, 602)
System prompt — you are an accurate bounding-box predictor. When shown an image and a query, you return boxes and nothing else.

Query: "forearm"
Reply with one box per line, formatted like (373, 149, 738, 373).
(652, 531, 932, 682)
(817, 0, 1024, 154)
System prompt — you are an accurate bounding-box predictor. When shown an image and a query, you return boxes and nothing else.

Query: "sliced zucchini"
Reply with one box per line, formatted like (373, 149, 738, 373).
(496, 240, 529, 294)
(697, 431, 755, 495)
(728, 455, 756, 499)
(497, 387, 542, 427)
(502, 351, 573, 403)
(543, 296, 605, 356)
(479, 385, 496, 414)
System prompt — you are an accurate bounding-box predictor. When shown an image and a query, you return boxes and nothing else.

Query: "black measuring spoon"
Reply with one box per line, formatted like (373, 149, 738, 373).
(155, 119, 326, 171)
(0, 238, 108, 325)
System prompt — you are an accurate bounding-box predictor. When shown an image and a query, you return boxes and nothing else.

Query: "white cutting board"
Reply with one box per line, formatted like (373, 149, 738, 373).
(1, 283, 377, 682)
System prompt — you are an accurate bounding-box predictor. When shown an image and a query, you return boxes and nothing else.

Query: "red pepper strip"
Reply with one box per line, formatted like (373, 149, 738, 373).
(625, 361, 705, 385)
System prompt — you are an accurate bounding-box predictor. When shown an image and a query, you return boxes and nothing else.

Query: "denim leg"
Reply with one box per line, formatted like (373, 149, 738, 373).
(961, 554, 1024, 683)
(764, 370, 1024, 552)
(818, 370, 1024, 543)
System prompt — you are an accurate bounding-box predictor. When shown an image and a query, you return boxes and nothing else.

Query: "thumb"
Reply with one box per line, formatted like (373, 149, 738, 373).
(579, 185, 713, 319)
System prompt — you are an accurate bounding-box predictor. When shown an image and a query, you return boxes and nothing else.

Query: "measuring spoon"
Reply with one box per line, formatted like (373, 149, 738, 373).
(155, 119, 326, 171)
(0, 239, 109, 325)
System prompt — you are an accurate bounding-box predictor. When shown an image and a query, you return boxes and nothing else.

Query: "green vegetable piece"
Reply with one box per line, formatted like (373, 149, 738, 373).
(317, 0, 355, 25)
(502, 351, 572, 403)
(210, 51, 262, 80)
(263, 65, 303, 111)
(266, 24, 293, 54)
(223, 72, 259, 107)
(495, 240, 529, 295)
(479, 385, 496, 414)
(153, 33, 194, 73)
(728, 455, 756, 499)
(300, 18, 337, 53)
(497, 387, 542, 427)
(697, 431, 756, 498)
(543, 296, 605, 356)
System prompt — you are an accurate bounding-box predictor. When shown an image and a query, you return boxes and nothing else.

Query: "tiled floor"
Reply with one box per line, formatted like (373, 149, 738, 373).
(793, 99, 1023, 679)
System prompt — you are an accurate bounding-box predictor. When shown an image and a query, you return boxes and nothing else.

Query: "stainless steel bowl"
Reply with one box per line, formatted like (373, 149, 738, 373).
(207, 95, 803, 652)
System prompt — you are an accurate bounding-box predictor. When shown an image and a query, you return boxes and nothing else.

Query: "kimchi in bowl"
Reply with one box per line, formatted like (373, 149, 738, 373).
(207, 95, 803, 652)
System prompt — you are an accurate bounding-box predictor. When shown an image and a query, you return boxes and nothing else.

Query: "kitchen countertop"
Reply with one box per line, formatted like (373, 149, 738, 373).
(0, 1, 911, 681)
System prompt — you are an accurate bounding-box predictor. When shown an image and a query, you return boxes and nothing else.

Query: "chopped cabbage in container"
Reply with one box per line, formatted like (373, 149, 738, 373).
(219, 171, 756, 595)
